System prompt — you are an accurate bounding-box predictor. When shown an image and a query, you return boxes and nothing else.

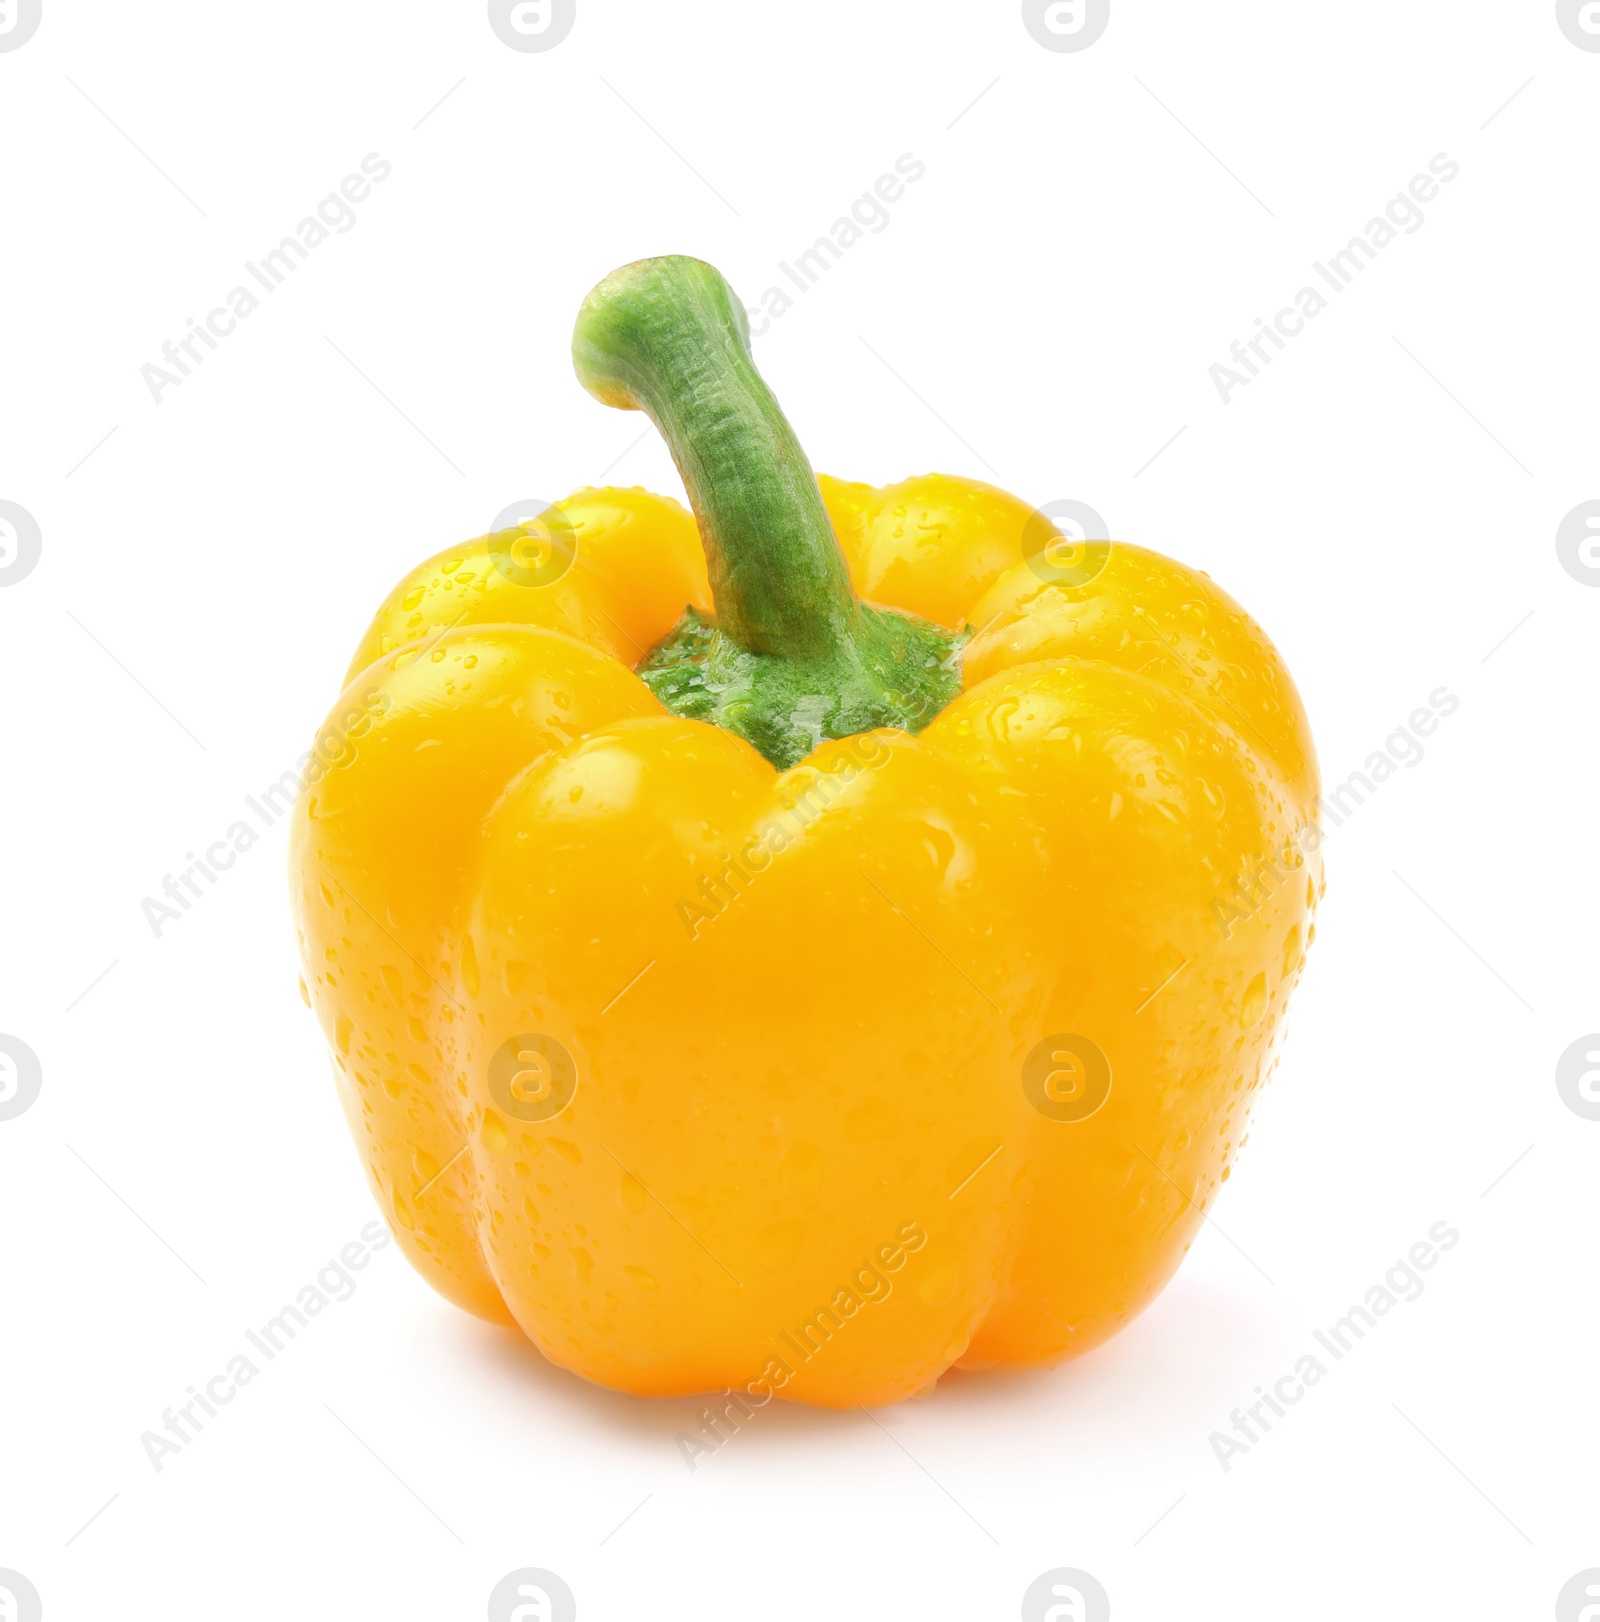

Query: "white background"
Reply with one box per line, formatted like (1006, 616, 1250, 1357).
(2, 2, 1596, 1617)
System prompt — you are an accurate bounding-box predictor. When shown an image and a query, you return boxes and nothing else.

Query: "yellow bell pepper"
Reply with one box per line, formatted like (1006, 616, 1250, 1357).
(291, 257, 1320, 1408)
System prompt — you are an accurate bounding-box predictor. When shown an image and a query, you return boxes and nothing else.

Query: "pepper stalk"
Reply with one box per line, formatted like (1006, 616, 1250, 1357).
(572, 255, 965, 769)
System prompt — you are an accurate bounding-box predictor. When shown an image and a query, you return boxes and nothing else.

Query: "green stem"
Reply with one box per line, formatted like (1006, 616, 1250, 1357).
(571, 256, 964, 770)
(573, 257, 855, 659)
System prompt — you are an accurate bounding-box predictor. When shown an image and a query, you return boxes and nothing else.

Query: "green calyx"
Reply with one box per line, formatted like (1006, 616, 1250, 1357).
(572, 255, 966, 770)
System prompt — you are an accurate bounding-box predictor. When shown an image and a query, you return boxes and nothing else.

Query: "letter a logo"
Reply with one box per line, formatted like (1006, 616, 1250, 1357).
(510, 1586, 552, 1622)
(1045, 1585, 1087, 1622)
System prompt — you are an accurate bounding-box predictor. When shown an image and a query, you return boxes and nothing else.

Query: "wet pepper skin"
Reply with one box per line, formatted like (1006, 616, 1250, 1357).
(290, 262, 1320, 1408)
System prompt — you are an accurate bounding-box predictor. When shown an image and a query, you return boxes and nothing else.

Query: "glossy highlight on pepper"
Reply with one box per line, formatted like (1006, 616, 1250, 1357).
(290, 256, 1321, 1407)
